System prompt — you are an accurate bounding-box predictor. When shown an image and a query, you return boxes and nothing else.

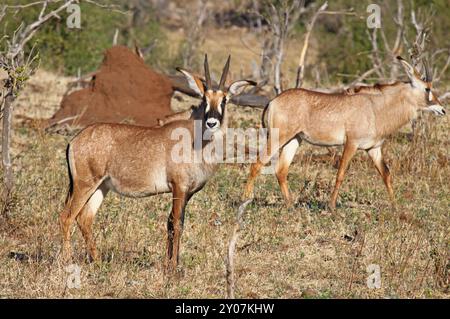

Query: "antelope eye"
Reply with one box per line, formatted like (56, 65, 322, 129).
(425, 88, 430, 93)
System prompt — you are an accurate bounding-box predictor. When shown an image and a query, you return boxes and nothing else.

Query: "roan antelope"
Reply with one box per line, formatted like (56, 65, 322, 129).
(60, 55, 255, 270)
(243, 56, 445, 210)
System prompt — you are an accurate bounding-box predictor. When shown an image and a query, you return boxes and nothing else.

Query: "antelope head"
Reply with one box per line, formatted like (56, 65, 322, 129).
(177, 55, 256, 132)
(397, 56, 446, 117)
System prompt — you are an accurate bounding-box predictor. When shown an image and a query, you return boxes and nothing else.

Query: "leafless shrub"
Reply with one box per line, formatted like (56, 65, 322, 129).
(258, 0, 306, 94)
(295, 2, 328, 88)
(251, 1, 354, 93)
(0, 0, 77, 204)
(181, 0, 208, 69)
(0, 0, 121, 209)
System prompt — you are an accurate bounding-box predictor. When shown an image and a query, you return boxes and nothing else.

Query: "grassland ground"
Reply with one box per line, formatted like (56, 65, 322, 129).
(0, 67, 448, 298)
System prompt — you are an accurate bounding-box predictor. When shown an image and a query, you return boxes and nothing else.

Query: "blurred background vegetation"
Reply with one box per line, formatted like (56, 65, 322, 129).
(1, 0, 449, 86)
(1, 0, 167, 74)
(319, 0, 450, 85)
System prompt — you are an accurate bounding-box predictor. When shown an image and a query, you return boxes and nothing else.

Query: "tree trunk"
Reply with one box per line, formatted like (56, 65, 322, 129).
(2, 92, 14, 194)
(273, 36, 284, 95)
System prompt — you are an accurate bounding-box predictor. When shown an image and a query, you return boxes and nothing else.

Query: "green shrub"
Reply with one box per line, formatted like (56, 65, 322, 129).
(1, 1, 168, 75)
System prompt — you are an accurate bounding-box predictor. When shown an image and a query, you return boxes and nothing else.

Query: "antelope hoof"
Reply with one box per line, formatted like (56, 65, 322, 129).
(87, 250, 100, 263)
(285, 198, 293, 209)
(390, 201, 398, 212)
(328, 201, 337, 213)
(164, 260, 180, 276)
(164, 266, 185, 280)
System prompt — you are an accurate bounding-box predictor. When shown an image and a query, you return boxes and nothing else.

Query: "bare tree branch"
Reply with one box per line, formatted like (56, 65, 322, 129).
(263, 0, 305, 94)
(295, 1, 328, 88)
(181, 0, 207, 69)
(392, 0, 404, 52)
(367, 28, 385, 78)
(113, 28, 119, 46)
(38, 0, 49, 20)
(342, 66, 380, 91)
(84, 0, 125, 13)
(0, 0, 121, 204)
(434, 49, 450, 82)
(0, 6, 6, 24)
(2, 1, 48, 10)
(389, 0, 404, 79)
(439, 92, 450, 101)
(9, 0, 76, 60)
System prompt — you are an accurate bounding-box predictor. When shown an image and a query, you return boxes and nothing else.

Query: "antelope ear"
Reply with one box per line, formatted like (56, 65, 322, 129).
(228, 80, 257, 96)
(396, 56, 423, 88)
(176, 68, 205, 97)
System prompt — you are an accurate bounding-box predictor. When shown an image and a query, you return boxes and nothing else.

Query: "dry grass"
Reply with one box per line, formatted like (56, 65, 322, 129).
(0, 67, 448, 299)
(0, 27, 449, 298)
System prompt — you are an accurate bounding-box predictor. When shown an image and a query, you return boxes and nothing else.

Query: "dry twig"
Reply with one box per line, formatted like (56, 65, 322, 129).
(226, 199, 253, 299)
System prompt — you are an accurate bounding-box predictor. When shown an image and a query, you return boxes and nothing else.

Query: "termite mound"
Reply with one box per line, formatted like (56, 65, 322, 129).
(47, 46, 174, 128)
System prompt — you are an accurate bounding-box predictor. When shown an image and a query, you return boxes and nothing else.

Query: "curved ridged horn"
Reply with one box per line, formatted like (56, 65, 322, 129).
(219, 55, 231, 91)
(204, 54, 212, 90)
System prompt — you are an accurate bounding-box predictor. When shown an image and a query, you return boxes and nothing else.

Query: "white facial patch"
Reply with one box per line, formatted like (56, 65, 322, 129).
(204, 90, 216, 113)
(427, 104, 446, 116)
(428, 90, 433, 102)
(217, 97, 224, 114)
(206, 118, 220, 130)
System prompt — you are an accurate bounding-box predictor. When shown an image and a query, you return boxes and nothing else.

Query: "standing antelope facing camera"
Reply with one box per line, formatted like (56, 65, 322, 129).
(243, 56, 446, 210)
(60, 54, 255, 271)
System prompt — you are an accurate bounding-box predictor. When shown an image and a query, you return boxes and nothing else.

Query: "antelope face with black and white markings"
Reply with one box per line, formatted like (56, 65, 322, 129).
(203, 89, 227, 131)
(177, 54, 256, 133)
(397, 56, 446, 117)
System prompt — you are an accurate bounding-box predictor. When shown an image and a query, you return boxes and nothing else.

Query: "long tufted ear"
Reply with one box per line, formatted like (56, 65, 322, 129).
(396, 56, 424, 88)
(228, 80, 257, 96)
(176, 67, 205, 97)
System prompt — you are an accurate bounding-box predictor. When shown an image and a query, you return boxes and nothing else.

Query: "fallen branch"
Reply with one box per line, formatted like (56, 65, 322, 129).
(439, 92, 450, 101)
(230, 93, 268, 109)
(169, 75, 269, 108)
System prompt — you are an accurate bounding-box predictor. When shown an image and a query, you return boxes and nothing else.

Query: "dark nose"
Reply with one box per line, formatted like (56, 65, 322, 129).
(443, 109, 446, 114)
(206, 121, 216, 128)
